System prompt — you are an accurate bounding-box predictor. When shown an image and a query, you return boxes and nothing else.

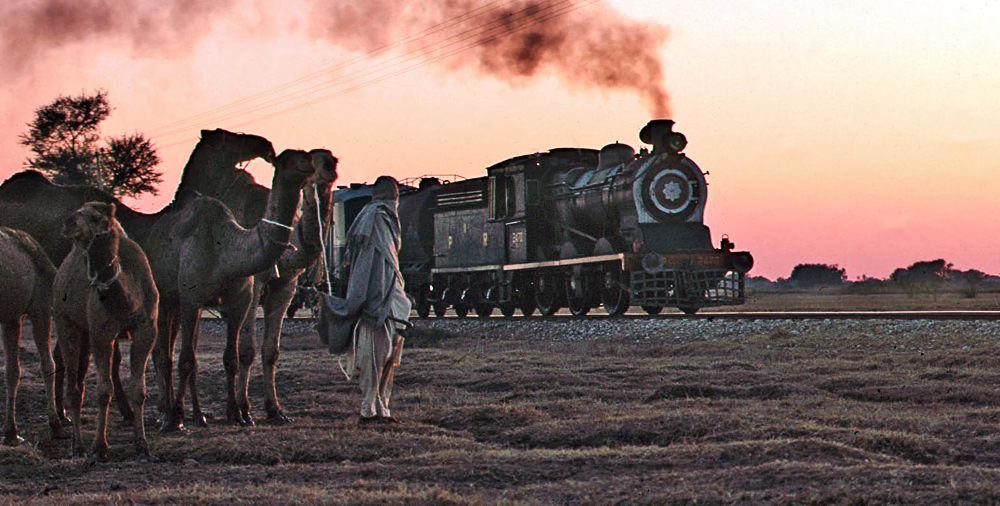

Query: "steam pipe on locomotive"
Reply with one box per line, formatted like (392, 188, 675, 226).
(327, 120, 753, 318)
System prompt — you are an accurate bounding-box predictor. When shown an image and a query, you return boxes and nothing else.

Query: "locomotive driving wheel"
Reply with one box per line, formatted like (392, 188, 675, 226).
(416, 286, 431, 319)
(454, 304, 469, 318)
(474, 303, 494, 318)
(642, 305, 663, 315)
(519, 301, 536, 317)
(499, 304, 517, 317)
(534, 274, 561, 316)
(433, 301, 448, 318)
(600, 264, 631, 316)
(566, 276, 591, 316)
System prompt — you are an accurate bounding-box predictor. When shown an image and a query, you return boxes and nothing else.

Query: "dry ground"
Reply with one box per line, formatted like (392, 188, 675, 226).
(734, 289, 1000, 312)
(3, 295, 1000, 504)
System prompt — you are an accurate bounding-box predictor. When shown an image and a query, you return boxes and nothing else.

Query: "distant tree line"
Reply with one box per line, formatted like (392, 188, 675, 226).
(748, 259, 996, 298)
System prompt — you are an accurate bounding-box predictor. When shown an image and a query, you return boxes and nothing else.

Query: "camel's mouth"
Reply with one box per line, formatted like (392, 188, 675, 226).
(62, 215, 85, 240)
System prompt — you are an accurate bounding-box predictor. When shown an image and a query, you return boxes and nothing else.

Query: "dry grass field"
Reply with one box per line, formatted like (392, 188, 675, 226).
(3, 292, 1000, 505)
(733, 288, 1000, 313)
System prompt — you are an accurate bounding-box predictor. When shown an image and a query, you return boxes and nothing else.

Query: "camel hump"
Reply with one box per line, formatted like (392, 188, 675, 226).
(0, 170, 54, 200)
(171, 191, 239, 236)
(0, 226, 57, 279)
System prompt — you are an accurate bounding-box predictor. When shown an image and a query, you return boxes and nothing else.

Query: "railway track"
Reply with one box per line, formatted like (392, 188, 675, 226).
(268, 310, 1000, 322)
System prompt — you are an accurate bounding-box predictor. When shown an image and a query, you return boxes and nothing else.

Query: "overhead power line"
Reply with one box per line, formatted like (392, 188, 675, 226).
(154, 0, 595, 150)
(149, 0, 515, 136)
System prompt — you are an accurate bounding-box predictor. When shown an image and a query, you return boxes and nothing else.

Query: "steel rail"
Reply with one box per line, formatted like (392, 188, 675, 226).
(270, 310, 1000, 323)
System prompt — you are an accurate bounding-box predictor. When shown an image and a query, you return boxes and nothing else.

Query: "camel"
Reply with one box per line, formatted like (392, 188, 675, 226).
(147, 148, 316, 431)
(239, 149, 337, 424)
(0, 227, 61, 445)
(0, 129, 276, 427)
(53, 202, 158, 462)
(178, 147, 337, 425)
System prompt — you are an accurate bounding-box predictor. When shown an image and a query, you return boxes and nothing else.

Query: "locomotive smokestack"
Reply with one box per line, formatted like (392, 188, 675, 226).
(639, 119, 687, 154)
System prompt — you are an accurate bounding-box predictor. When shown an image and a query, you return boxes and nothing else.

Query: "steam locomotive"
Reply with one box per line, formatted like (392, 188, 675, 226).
(329, 119, 753, 317)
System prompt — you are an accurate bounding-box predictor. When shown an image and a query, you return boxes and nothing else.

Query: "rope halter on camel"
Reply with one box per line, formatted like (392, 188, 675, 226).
(83, 225, 122, 292)
(315, 184, 333, 295)
(258, 218, 297, 279)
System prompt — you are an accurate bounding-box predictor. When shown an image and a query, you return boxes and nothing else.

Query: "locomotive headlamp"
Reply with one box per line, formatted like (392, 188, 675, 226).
(666, 132, 687, 153)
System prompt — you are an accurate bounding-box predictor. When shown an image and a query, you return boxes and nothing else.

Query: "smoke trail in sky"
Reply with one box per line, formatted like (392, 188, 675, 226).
(0, 0, 670, 116)
(0, 0, 235, 73)
(307, 0, 672, 117)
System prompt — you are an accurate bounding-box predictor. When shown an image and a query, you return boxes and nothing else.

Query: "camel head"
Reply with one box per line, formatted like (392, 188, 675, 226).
(308, 149, 339, 186)
(200, 128, 277, 164)
(63, 201, 115, 243)
(273, 149, 317, 189)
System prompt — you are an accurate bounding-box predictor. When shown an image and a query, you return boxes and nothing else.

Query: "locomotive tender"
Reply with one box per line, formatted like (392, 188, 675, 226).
(332, 119, 753, 317)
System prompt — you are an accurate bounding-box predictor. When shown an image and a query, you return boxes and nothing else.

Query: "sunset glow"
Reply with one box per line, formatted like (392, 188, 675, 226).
(1, 0, 997, 280)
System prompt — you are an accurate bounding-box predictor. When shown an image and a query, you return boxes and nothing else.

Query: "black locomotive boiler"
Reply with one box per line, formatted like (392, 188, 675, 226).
(331, 119, 753, 317)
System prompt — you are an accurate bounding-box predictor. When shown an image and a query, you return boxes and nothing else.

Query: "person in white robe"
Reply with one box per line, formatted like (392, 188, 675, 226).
(324, 176, 410, 421)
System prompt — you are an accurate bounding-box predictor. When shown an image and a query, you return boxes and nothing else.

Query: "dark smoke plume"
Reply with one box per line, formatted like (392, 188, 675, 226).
(0, 0, 234, 73)
(308, 0, 671, 117)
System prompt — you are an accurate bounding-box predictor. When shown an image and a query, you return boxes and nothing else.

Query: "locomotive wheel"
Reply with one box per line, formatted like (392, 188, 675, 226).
(519, 302, 536, 317)
(642, 305, 663, 315)
(499, 304, 517, 317)
(474, 304, 494, 318)
(680, 306, 700, 315)
(534, 277, 560, 316)
(567, 296, 590, 316)
(600, 266, 630, 316)
(416, 289, 431, 319)
(566, 280, 591, 316)
(454, 304, 469, 318)
(433, 302, 448, 318)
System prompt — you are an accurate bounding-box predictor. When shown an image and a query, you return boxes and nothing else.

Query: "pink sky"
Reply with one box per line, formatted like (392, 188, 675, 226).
(1, 0, 998, 280)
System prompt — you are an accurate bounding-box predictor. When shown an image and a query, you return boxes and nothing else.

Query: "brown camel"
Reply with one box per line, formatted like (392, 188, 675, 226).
(239, 149, 337, 424)
(147, 148, 315, 431)
(0, 129, 276, 427)
(0, 227, 61, 445)
(179, 147, 337, 424)
(53, 202, 158, 462)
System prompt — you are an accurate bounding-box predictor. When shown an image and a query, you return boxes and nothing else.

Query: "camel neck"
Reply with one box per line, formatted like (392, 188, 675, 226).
(260, 174, 304, 243)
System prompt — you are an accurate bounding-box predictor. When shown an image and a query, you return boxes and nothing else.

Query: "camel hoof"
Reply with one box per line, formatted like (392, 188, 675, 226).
(240, 412, 255, 427)
(159, 417, 186, 433)
(265, 412, 293, 426)
(135, 441, 159, 463)
(73, 445, 88, 459)
(189, 414, 208, 428)
(88, 448, 108, 466)
(137, 452, 161, 463)
(226, 408, 243, 426)
(3, 434, 24, 446)
(59, 414, 72, 427)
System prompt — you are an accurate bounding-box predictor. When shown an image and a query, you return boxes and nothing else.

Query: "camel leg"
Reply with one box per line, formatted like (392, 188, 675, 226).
(173, 306, 206, 428)
(52, 342, 70, 429)
(89, 326, 116, 464)
(225, 285, 254, 426)
(154, 311, 184, 432)
(2, 319, 24, 445)
(111, 338, 135, 423)
(26, 307, 62, 438)
(56, 319, 88, 459)
(261, 277, 298, 424)
(128, 321, 156, 460)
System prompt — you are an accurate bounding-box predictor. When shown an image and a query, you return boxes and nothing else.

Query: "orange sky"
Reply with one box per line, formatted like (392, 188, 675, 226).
(1, 0, 998, 280)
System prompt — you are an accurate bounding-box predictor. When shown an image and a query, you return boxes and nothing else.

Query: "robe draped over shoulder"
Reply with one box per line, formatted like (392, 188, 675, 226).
(325, 199, 410, 330)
